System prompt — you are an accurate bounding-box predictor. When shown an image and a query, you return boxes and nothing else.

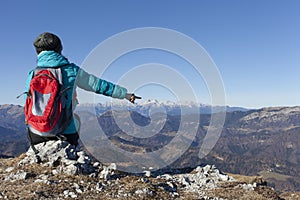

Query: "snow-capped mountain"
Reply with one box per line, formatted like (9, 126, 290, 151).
(76, 99, 249, 116)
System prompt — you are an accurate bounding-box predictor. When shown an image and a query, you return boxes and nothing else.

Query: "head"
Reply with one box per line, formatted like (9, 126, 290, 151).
(33, 32, 63, 54)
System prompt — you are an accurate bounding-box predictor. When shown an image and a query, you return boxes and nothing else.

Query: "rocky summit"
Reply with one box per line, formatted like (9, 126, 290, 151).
(0, 140, 295, 200)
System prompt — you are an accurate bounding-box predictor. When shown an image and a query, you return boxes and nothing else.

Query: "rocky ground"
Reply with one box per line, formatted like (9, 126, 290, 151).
(0, 140, 298, 200)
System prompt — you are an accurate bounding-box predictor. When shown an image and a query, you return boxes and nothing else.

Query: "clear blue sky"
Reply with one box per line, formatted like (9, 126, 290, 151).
(0, 0, 299, 109)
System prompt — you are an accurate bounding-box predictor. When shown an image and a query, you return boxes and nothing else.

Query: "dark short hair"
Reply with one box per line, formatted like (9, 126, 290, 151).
(33, 32, 63, 54)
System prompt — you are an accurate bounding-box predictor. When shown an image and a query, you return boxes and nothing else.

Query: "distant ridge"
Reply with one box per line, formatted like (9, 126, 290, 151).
(76, 99, 249, 116)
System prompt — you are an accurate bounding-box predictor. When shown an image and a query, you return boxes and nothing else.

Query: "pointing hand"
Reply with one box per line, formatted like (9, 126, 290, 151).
(125, 93, 142, 104)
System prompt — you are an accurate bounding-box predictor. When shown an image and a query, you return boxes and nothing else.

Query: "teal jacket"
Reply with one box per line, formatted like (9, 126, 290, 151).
(25, 51, 127, 134)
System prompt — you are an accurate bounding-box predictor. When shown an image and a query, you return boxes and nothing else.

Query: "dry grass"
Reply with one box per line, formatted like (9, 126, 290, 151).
(206, 186, 279, 200)
(227, 173, 266, 185)
(258, 170, 292, 182)
(279, 192, 300, 200)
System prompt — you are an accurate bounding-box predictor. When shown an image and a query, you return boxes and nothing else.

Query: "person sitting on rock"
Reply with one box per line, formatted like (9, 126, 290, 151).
(25, 32, 141, 147)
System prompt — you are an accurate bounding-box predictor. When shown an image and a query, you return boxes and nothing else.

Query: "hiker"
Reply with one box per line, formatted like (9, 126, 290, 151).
(24, 32, 141, 147)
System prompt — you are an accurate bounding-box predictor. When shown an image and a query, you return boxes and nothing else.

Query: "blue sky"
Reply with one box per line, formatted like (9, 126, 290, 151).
(0, 0, 299, 109)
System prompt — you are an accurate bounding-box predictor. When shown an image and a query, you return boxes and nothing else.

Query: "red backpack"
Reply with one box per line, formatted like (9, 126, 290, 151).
(24, 67, 72, 137)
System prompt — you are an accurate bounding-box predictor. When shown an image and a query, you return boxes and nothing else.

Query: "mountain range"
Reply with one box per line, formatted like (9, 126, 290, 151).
(0, 103, 299, 193)
(77, 99, 249, 116)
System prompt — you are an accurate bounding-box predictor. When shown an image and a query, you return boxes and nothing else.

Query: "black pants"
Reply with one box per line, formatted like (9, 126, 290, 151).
(28, 131, 79, 146)
(28, 114, 81, 147)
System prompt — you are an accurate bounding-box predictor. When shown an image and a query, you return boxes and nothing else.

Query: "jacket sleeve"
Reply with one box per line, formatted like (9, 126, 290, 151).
(76, 68, 127, 99)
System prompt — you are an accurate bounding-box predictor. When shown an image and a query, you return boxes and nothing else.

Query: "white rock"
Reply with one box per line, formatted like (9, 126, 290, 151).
(194, 166, 203, 173)
(242, 183, 255, 191)
(158, 174, 173, 180)
(64, 164, 78, 175)
(100, 163, 117, 180)
(69, 192, 77, 198)
(135, 189, 143, 194)
(93, 162, 100, 167)
(52, 169, 58, 175)
(38, 174, 48, 180)
(218, 174, 229, 181)
(77, 155, 85, 164)
(64, 159, 77, 166)
(9, 171, 31, 180)
(5, 167, 14, 173)
(18, 140, 100, 176)
(108, 163, 117, 170)
(144, 170, 151, 177)
(63, 190, 69, 196)
(73, 183, 80, 189)
(76, 189, 83, 194)
(202, 165, 212, 174)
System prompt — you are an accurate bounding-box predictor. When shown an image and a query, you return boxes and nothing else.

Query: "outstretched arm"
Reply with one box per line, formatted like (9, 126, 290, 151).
(76, 68, 127, 99)
(76, 68, 142, 103)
